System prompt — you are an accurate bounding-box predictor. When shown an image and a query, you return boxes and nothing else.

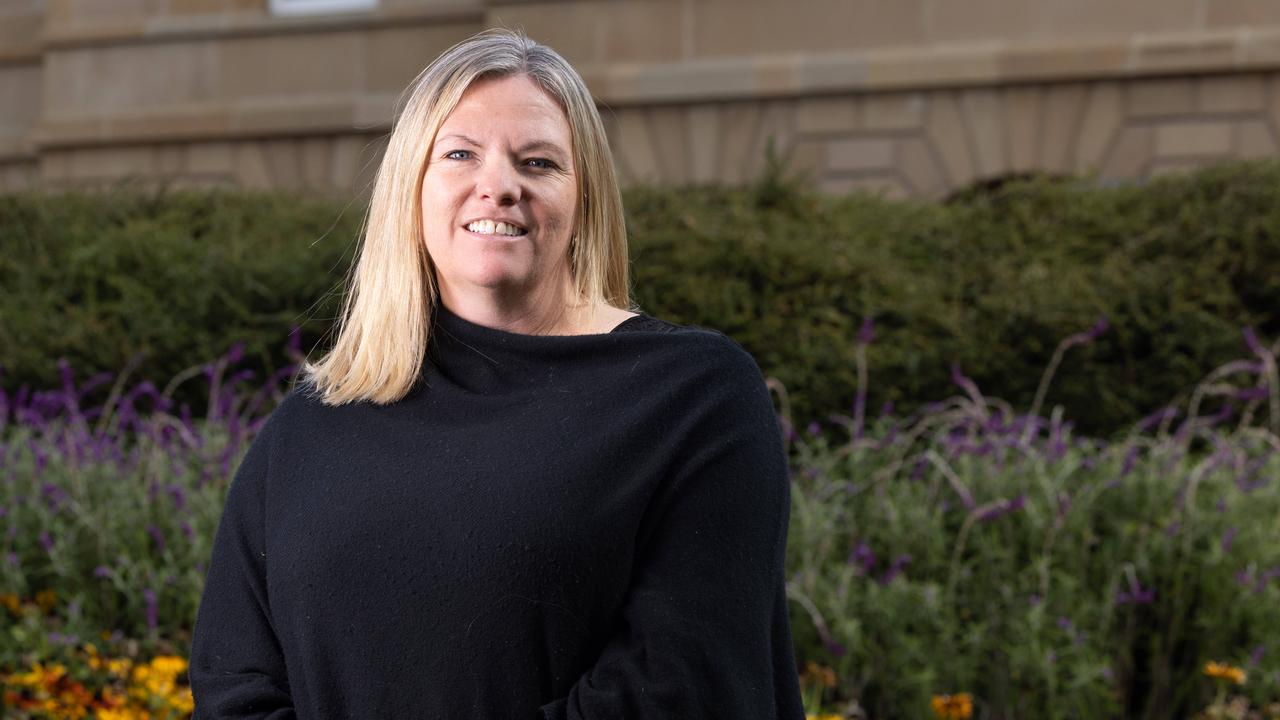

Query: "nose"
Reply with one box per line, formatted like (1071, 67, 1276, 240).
(476, 159, 521, 205)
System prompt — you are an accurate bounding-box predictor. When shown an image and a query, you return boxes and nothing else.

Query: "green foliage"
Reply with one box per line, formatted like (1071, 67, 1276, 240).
(0, 184, 358, 414)
(4, 159, 1280, 438)
(785, 410, 1280, 719)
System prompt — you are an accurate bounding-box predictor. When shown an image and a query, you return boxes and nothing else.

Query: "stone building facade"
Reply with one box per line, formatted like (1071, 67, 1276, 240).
(2, 0, 1280, 199)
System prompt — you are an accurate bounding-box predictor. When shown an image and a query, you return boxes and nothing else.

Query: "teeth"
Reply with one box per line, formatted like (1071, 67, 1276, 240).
(466, 220, 525, 236)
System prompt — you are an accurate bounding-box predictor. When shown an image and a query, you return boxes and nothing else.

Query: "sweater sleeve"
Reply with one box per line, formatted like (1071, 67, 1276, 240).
(189, 401, 297, 720)
(540, 337, 806, 720)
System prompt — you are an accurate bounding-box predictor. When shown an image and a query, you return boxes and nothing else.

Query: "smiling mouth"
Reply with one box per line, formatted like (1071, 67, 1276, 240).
(463, 220, 529, 237)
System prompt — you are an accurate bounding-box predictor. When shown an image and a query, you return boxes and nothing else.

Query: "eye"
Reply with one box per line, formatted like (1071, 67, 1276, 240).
(525, 158, 559, 170)
(443, 150, 471, 160)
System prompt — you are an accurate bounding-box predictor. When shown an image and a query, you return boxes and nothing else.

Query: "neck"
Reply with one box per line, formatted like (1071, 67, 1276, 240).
(436, 274, 592, 336)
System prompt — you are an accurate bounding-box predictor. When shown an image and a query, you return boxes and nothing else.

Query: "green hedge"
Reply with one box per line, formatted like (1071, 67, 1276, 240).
(2, 160, 1278, 439)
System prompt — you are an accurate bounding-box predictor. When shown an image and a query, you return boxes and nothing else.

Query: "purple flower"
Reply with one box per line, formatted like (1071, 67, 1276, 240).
(227, 341, 246, 365)
(807, 421, 821, 437)
(38, 531, 53, 554)
(180, 521, 194, 543)
(5, 553, 16, 567)
(978, 495, 1026, 523)
(823, 638, 848, 658)
(857, 315, 875, 345)
(1116, 581, 1155, 606)
(93, 565, 112, 579)
(1221, 527, 1238, 554)
(148, 525, 166, 555)
(879, 553, 912, 585)
(1057, 616, 1074, 632)
(1250, 644, 1266, 666)
(1235, 387, 1269, 402)
(144, 588, 158, 631)
(166, 484, 187, 512)
(1243, 326, 1265, 357)
(1028, 594, 1042, 607)
(879, 401, 894, 418)
(1135, 406, 1179, 434)
(849, 542, 877, 573)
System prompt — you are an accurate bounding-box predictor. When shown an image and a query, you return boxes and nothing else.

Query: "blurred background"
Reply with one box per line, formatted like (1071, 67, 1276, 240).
(2, 2, 1279, 720)
(3, 0, 1280, 197)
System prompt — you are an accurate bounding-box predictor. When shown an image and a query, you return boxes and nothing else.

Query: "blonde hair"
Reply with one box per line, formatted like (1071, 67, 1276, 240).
(300, 27, 632, 406)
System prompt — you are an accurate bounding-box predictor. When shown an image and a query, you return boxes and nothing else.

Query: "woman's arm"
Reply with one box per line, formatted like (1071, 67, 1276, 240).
(539, 335, 806, 720)
(189, 405, 297, 719)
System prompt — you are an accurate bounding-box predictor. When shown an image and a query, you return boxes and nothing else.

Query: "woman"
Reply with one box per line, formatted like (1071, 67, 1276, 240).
(189, 27, 805, 719)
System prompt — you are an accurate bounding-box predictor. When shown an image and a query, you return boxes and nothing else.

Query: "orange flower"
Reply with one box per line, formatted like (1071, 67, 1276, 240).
(931, 692, 974, 720)
(801, 660, 838, 689)
(1204, 661, 1247, 685)
(34, 588, 57, 614)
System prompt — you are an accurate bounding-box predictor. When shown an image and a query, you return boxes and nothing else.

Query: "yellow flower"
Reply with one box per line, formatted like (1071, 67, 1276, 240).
(1204, 660, 1247, 685)
(149, 655, 188, 676)
(106, 657, 133, 676)
(931, 692, 974, 720)
(34, 588, 57, 613)
(805, 715, 843, 720)
(801, 660, 839, 689)
(168, 685, 195, 713)
(0, 592, 20, 615)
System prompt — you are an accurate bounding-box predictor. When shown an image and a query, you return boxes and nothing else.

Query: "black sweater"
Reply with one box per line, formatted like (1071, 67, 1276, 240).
(189, 303, 806, 719)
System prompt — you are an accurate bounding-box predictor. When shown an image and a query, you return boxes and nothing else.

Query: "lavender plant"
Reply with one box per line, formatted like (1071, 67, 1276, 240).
(783, 321, 1280, 719)
(0, 331, 302, 669)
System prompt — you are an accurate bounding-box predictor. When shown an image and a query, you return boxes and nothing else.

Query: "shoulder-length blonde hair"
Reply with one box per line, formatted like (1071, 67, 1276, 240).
(300, 27, 632, 406)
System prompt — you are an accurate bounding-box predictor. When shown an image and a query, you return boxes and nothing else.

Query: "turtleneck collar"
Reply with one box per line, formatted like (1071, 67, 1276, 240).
(425, 301, 647, 397)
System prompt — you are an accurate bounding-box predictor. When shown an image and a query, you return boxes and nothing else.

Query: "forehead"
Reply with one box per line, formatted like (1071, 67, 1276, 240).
(439, 74, 571, 142)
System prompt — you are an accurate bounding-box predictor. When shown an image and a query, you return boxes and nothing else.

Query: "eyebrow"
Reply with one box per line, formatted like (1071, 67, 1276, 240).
(438, 134, 569, 158)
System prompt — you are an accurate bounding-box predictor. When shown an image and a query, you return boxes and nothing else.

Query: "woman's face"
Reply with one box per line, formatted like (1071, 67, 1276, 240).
(420, 73, 578, 306)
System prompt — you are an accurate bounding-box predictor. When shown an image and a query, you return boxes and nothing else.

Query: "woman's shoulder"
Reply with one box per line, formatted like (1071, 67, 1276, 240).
(617, 313, 764, 378)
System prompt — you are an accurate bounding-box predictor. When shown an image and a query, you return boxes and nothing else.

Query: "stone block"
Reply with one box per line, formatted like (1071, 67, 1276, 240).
(598, 0, 687, 64)
(1074, 81, 1123, 173)
(364, 24, 471, 95)
(1197, 74, 1267, 114)
(999, 40, 1129, 81)
(186, 140, 236, 175)
(827, 137, 894, 172)
(1006, 85, 1042, 172)
(1099, 126, 1153, 180)
(1031, 0, 1198, 38)
(864, 43, 1001, 90)
(1132, 31, 1239, 74)
(647, 105, 688, 185)
(1040, 83, 1087, 173)
(1127, 78, 1195, 118)
(960, 88, 1005, 177)
(820, 175, 908, 200)
(231, 97, 356, 134)
(44, 41, 220, 115)
(220, 32, 362, 98)
(68, 145, 156, 179)
(1234, 120, 1278, 159)
(928, 0, 1033, 43)
(1154, 121, 1233, 156)
(685, 104, 719, 184)
(234, 140, 273, 188)
(1205, 0, 1280, 28)
(743, 100, 792, 181)
(714, 101, 760, 184)
(483, 3, 603, 65)
(924, 90, 975, 187)
(0, 64, 41, 129)
(611, 107, 660, 185)
(105, 106, 232, 142)
(897, 135, 946, 197)
(862, 92, 924, 130)
(167, 0, 225, 15)
(692, 0, 928, 58)
(794, 96, 859, 135)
